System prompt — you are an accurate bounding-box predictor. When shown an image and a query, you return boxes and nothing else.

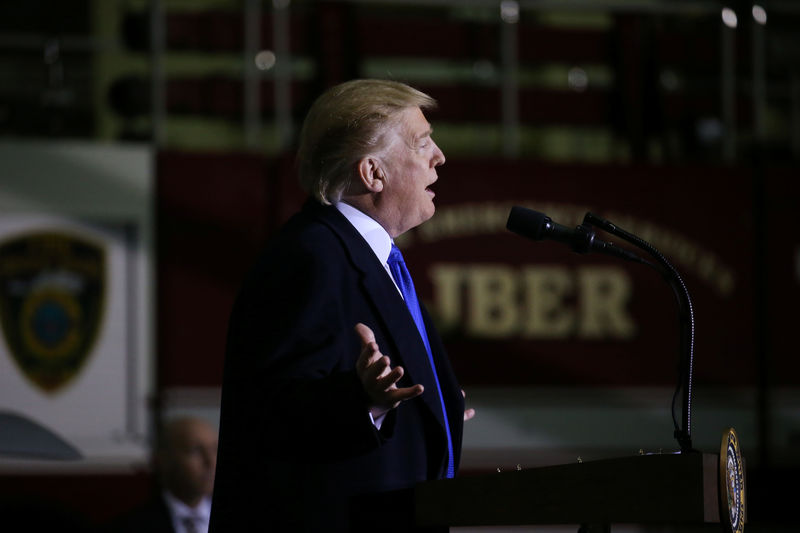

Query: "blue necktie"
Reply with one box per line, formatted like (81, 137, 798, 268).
(387, 244, 455, 479)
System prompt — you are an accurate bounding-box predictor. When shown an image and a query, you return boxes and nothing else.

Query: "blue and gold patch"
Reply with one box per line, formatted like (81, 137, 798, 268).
(0, 231, 105, 393)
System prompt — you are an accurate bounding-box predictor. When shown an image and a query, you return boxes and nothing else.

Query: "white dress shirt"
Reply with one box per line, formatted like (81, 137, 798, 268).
(334, 201, 401, 292)
(163, 490, 211, 533)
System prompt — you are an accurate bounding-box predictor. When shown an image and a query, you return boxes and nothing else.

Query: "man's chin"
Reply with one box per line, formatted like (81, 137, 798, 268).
(424, 203, 435, 220)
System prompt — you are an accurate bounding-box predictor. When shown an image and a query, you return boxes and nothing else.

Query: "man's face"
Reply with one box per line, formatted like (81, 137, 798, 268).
(161, 419, 218, 505)
(376, 106, 445, 237)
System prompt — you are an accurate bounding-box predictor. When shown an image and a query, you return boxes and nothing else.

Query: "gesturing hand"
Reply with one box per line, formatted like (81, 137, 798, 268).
(462, 389, 476, 421)
(354, 323, 424, 419)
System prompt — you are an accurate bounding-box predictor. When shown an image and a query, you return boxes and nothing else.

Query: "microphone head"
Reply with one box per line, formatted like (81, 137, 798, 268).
(506, 206, 550, 241)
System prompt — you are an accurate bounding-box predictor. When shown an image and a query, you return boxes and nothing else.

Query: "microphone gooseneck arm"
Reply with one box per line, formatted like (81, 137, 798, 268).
(582, 212, 696, 453)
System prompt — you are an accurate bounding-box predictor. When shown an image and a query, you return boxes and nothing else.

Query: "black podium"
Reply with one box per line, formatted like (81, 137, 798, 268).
(416, 452, 722, 528)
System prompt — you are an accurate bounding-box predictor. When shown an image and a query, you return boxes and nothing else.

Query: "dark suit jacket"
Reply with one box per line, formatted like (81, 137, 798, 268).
(209, 201, 464, 532)
(104, 495, 174, 533)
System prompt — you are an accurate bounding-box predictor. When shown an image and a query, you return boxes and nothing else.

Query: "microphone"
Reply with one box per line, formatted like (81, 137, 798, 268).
(506, 206, 647, 264)
(507, 206, 696, 452)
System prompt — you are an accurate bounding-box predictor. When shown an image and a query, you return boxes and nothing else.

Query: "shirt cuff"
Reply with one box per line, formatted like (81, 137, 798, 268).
(368, 410, 387, 430)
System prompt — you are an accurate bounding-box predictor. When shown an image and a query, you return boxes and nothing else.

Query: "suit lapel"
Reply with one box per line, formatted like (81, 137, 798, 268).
(359, 273, 447, 429)
(310, 203, 449, 431)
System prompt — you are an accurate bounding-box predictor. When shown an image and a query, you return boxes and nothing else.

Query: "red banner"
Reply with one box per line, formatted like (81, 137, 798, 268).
(400, 160, 756, 386)
(156, 153, 800, 388)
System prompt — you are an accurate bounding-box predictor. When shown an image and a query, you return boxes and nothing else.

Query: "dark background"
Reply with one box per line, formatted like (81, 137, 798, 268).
(0, 1, 798, 530)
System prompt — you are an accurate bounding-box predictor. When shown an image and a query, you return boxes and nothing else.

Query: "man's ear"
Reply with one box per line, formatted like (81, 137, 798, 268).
(356, 157, 384, 193)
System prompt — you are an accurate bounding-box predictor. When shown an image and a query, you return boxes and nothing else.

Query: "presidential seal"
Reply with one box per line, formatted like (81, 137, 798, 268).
(719, 427, 745, 533)
(0, 231, 105, 393)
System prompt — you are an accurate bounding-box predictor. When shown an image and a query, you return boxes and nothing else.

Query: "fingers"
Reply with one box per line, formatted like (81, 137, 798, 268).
(393, 383, 424, 402)
(373, 362, 403, 389)
(354, 323, 424, 412)
(363, 356, 394, 385)
(356, 324, 381, 376)
(366, 360, 408, 395)
(461, 389, 475, 421)
(357, 341, 382, 375)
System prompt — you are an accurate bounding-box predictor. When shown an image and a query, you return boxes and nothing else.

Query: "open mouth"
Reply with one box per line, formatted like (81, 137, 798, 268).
(426, 178, 437, 197)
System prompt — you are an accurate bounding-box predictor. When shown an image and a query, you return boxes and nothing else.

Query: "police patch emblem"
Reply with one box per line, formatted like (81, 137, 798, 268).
(0, 232, 105, 393)
(720, 427, 746, 533)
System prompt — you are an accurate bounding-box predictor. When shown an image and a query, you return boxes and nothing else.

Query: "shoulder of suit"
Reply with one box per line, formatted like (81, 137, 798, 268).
(282, 204, 372, 259)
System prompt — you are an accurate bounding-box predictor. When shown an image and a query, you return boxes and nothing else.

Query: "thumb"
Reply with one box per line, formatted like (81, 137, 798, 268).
(354, 323, 376, 346)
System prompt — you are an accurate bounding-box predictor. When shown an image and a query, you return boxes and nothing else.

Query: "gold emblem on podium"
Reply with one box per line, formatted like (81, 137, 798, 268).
(720, 427, 745, 533)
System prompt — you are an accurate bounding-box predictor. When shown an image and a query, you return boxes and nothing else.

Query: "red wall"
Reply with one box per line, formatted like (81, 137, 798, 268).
(155, 154, 796, 389)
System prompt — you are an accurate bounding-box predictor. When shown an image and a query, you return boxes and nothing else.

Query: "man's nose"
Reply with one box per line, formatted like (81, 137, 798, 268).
(433, 142, 445, 166)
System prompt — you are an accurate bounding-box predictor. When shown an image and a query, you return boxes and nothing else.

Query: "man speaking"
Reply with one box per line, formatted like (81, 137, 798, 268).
(210, 79, 471, 531)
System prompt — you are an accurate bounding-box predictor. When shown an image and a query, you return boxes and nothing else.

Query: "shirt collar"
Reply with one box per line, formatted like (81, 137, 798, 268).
(162, 490, 211, 520)
(334, 201, 393, 265)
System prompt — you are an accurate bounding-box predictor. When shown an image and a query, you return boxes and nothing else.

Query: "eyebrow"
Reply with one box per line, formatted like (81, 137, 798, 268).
(414, 127, 433, 144)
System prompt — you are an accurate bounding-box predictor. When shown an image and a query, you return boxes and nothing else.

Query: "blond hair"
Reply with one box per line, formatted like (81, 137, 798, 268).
(297, 79, 436, 204)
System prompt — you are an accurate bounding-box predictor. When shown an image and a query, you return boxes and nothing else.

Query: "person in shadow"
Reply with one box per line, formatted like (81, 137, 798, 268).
(106, 416, 217, 533)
